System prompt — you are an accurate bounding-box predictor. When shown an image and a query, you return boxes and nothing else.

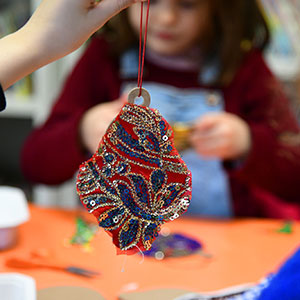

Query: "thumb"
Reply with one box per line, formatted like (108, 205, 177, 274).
(194, 113, 220, 132)
(89, 0, 145, 26)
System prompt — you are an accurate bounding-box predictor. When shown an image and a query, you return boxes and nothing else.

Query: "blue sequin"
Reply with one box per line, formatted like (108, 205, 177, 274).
(119, 219, 140, 248)
(151, 169, 166, 193)
(99, 207, 125, 229)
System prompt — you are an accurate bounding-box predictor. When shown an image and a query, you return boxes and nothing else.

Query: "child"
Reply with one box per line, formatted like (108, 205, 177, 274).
(21, 0, 300, 218)
(0, 0, 145, 111)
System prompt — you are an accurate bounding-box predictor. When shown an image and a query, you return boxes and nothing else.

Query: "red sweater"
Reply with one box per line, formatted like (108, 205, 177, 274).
(21, 37, 300, 218)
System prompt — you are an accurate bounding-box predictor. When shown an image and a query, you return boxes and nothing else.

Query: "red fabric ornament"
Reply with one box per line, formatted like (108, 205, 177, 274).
(76, 90, 192, 254)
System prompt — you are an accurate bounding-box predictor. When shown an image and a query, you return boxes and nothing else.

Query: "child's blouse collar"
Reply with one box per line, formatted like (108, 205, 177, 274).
(145, 47, 202, 72)
(120, 46, 220, 85)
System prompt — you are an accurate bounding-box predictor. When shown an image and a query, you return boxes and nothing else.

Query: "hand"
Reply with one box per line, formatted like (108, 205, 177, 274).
(79, 99, 123, 153)
(24, 0, 146, 59)
(0, 0, 145, 90)
(189, 112, 251, 160)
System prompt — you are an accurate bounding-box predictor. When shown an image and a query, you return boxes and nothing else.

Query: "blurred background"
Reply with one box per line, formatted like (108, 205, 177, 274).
(0, 0, 83, 205)
(0, 0, 300, 207)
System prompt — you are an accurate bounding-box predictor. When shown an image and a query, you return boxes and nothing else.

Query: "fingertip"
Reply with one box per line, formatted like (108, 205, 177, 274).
(194, 117, 214, 131)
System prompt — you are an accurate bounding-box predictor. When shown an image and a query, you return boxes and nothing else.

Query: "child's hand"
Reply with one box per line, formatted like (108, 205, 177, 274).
(79, 99, 123, 153)
(189, 112, 251, 160)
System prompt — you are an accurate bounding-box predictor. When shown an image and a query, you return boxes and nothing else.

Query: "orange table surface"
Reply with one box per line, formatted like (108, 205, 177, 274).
(1, 204, 300, 299)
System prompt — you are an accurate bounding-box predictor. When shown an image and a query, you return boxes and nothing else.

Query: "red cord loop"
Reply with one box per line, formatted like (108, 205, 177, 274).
(137, 0, 151, 97)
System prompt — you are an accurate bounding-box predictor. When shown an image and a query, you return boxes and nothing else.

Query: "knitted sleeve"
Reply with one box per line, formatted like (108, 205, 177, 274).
(225, 50, 300, 203)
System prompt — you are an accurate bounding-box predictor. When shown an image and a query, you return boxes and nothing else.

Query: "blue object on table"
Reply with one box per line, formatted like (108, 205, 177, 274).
(257, 247, 300, 300)
(143, 233, 202, 259)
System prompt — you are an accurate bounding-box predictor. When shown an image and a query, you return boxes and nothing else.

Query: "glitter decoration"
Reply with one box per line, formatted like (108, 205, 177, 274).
(69, 217, 98, 251)
(143, 233, 202, 259)
(77, 102, 192, 253)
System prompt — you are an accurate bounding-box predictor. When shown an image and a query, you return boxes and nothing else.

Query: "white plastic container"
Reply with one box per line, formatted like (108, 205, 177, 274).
(0, 186, 30, 250)
(0, 273, 36, 300)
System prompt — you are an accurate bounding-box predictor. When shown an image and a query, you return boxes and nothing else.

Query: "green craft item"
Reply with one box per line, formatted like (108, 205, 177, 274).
(70, 217, 98, 246)
(277, 220, 293, 234)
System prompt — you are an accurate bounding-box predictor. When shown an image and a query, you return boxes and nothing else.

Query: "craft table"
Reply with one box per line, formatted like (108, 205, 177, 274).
(1, 204, 300, 299)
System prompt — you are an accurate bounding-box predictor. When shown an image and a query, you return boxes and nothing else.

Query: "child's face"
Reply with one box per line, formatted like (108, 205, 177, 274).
(128, 0, 212, 56)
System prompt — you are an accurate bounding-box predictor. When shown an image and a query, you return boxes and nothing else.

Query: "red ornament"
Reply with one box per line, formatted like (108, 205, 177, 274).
(77, 90, 192, 254)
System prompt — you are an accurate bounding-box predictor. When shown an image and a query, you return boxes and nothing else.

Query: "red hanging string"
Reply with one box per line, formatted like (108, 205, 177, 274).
(137, 0, 151, 97)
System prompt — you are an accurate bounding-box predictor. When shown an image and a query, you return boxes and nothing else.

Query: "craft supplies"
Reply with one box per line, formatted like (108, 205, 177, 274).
(172, 122, 192, 152)
(143, 233, 202, 260)
(277, 220, 293, 234)
(69, 216, 98, 250)
(6, 256, 100, 278)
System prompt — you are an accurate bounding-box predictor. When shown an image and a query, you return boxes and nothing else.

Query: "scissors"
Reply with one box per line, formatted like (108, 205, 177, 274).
(5, 249, 100, 278)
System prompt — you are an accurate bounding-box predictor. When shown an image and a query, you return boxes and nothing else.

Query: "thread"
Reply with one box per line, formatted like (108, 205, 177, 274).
(137, 0, 151, 97)
(134, 245, 145, 264)
(121, 255, 128, 272)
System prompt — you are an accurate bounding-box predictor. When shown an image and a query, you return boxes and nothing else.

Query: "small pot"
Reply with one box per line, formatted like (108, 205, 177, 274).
(0, 186, 29, 251)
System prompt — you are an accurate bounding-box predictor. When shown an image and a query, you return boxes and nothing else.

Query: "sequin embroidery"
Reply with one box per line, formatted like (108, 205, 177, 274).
(77, 103, 192, 253)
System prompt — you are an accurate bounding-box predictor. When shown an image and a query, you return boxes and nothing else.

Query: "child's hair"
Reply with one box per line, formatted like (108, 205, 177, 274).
(101, 0, 270, 86)
(212, 0, 270, 84)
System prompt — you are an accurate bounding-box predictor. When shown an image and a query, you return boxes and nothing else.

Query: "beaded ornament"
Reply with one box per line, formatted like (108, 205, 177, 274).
(76, 88, 192, 254)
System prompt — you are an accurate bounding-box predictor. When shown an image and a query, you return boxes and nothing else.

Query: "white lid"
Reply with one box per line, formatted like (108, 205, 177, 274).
(0, 186, 30, 228)
(0, 273, 36, 300)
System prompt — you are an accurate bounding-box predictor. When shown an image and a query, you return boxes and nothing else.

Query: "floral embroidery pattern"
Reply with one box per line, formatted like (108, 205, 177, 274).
(77, 103, 192, 253)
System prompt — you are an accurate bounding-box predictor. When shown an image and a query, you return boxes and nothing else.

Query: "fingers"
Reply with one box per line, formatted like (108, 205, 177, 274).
(193, 113, 219, 131)
(190, 114, 221, 142)
(191, 128, 226, 158)
(89, 0, 145, 26)
(193, 138, 228, 158)
(189, 112, 251, 159)
(191, 125, 219, 141)
(189, 113, 232, 158)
